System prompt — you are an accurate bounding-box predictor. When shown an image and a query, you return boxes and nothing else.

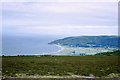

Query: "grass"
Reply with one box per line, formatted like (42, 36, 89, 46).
(95, 50, 120, 56)
(2, 56, 120, 78)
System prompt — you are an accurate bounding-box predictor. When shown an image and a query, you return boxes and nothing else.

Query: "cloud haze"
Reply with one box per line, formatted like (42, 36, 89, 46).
(2, 2, 118, 36)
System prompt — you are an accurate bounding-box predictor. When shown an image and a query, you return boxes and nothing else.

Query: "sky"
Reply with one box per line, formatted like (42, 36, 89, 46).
(2, 1, 118, 36)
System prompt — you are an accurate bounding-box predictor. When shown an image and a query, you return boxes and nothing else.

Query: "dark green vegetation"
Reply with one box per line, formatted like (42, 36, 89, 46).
(3, 78, 120, 80)
(49, 36, 119, 48)
(95, 50, 120, 56)
(2, 56, 120, 78)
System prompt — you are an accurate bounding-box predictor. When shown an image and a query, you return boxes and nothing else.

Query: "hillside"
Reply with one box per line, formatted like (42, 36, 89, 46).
(49, 36, 119, 48)
(95, 50, 120, 56)
(3, 56, 120, 78)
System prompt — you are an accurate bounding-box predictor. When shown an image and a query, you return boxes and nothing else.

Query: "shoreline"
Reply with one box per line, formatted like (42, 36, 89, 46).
(46, 44, 65, 55)
(51, 44, 65, 54)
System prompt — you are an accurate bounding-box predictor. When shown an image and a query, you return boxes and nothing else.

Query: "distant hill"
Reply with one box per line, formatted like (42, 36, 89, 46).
(49, 36, 119, 48)
(94, 50, 120, 56)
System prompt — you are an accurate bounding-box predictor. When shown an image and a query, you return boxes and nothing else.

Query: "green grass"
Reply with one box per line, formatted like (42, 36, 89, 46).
(2, 56, 120, 78)
(95, 50, 120, 56)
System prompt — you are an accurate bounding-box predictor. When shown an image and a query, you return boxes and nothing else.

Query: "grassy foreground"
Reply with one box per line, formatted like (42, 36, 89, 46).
(2, 56, 120, 78)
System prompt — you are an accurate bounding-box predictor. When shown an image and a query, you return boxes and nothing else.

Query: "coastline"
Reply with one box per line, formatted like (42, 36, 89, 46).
(54, 44, 64, 52)
(48, 44, 65, 55)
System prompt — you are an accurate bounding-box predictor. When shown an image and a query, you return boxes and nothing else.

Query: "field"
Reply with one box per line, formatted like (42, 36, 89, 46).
(52, 46, 118, 55)
(2, 56, 120, 78)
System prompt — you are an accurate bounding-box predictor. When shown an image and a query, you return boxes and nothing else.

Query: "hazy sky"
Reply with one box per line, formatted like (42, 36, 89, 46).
(2, 2, 118, 36)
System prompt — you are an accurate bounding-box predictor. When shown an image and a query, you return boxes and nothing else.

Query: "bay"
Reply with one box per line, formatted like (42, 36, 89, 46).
(2, 35, 63, 56)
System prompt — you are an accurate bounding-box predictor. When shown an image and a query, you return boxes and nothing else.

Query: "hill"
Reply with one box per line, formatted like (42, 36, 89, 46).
(95, 50, 120, 56)
(2, 56, 120, 78)
(49, 36, 119, 48)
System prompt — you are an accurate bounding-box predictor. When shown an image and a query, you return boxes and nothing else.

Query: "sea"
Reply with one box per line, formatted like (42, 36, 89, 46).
(2, 35, 64, 56)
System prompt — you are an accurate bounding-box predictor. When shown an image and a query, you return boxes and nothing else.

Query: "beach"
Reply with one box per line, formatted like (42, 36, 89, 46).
(48, 44, 65, 55)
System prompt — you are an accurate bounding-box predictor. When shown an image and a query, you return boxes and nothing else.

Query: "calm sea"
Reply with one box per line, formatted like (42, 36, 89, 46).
(2, 35, 63, 56)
